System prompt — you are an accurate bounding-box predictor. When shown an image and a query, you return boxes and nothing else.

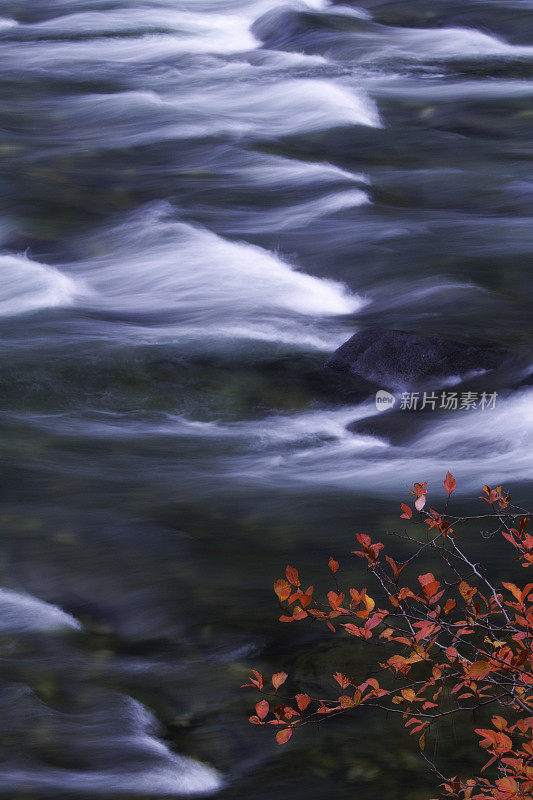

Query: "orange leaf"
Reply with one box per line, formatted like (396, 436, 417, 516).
(274, 579, 291, 602)
(466, 661, 491, 680)
(444, 472, 456, 495)
(364, 593, 375, 613)
(255, 700, 269, 720)
(502, 582, 522, 603)
(400, 503, 413, 519)
(276, 728, 292, 745)
(338, 695, 354, 708)
(444, 599, 456, 614)
(459, 581, 477, 603)
(272, 672, 288, 691)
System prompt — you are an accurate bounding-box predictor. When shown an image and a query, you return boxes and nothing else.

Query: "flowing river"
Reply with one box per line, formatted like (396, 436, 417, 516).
(0, 1, 532, 797)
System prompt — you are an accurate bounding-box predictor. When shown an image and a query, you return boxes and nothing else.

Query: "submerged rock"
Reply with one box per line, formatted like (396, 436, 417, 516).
(346, 409, 430, 446)
(324, 328, 518, 395)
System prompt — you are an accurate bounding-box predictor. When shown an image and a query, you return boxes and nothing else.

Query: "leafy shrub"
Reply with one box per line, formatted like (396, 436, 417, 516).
(243, 474, 533, 800)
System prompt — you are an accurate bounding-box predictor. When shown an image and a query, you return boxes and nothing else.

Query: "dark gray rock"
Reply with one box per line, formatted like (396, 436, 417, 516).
(324, 328, 516, 394)
(347, 409, 436, 446)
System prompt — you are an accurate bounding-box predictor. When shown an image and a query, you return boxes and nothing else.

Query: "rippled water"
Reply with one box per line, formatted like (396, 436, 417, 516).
(0, 0, 532, 797)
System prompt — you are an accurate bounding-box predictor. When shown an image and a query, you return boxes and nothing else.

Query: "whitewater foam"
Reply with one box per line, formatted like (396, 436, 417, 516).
(0, 588, 82, 633)
(55, 77, 380, 152)
(171, 78, 382, 136)
(0, 692, 222, 795)
(226, 389, 533, 495)
(63, 206, 364, 347)
(238, 189, 370, 231)
(0, 253, 78, 317)
(0, 16, 17, 30)
(392, 26, 533, 60)
(231, 153, 368, 187)
(1, 0, 334, 70)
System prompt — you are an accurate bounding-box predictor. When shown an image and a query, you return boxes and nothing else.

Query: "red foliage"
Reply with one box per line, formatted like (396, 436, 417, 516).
(242, 475, 533, 800)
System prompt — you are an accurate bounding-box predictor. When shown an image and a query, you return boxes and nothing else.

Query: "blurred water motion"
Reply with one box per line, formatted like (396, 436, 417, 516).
(0, 0, 532, 797)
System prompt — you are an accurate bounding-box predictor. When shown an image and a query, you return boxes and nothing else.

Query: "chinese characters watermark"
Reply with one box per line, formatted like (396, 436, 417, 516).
(375, 390, 498, 412)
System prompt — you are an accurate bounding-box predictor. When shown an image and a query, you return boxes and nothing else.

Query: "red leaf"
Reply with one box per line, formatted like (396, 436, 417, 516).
(400, 503, 413, 519)
(343, 623, 361, 637)
(418, 574, 440, 597)
(244, 669, 265, 690)
(491, 716, 508, 731)
(285, 566, 300, 587)
(333, 672, 351, 690)
(328, 556, 339, 573)
(255, 700, 269, 720)
(295, 693, 311, 712)
(327, 590, 344, 611)
(272, 672, 288, 691)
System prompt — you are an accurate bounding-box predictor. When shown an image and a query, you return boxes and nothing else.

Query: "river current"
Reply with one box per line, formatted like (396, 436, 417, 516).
(0, 1, 532, 797)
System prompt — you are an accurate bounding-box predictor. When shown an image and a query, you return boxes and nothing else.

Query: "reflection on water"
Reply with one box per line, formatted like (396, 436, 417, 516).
(0, 0, 532, 797)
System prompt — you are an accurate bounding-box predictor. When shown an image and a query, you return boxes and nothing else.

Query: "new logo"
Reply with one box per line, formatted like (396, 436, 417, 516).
(375, 390, 396, 411)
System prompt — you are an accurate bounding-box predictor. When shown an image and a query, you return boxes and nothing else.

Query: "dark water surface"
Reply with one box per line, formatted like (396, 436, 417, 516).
(0, 0, 532, 797)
